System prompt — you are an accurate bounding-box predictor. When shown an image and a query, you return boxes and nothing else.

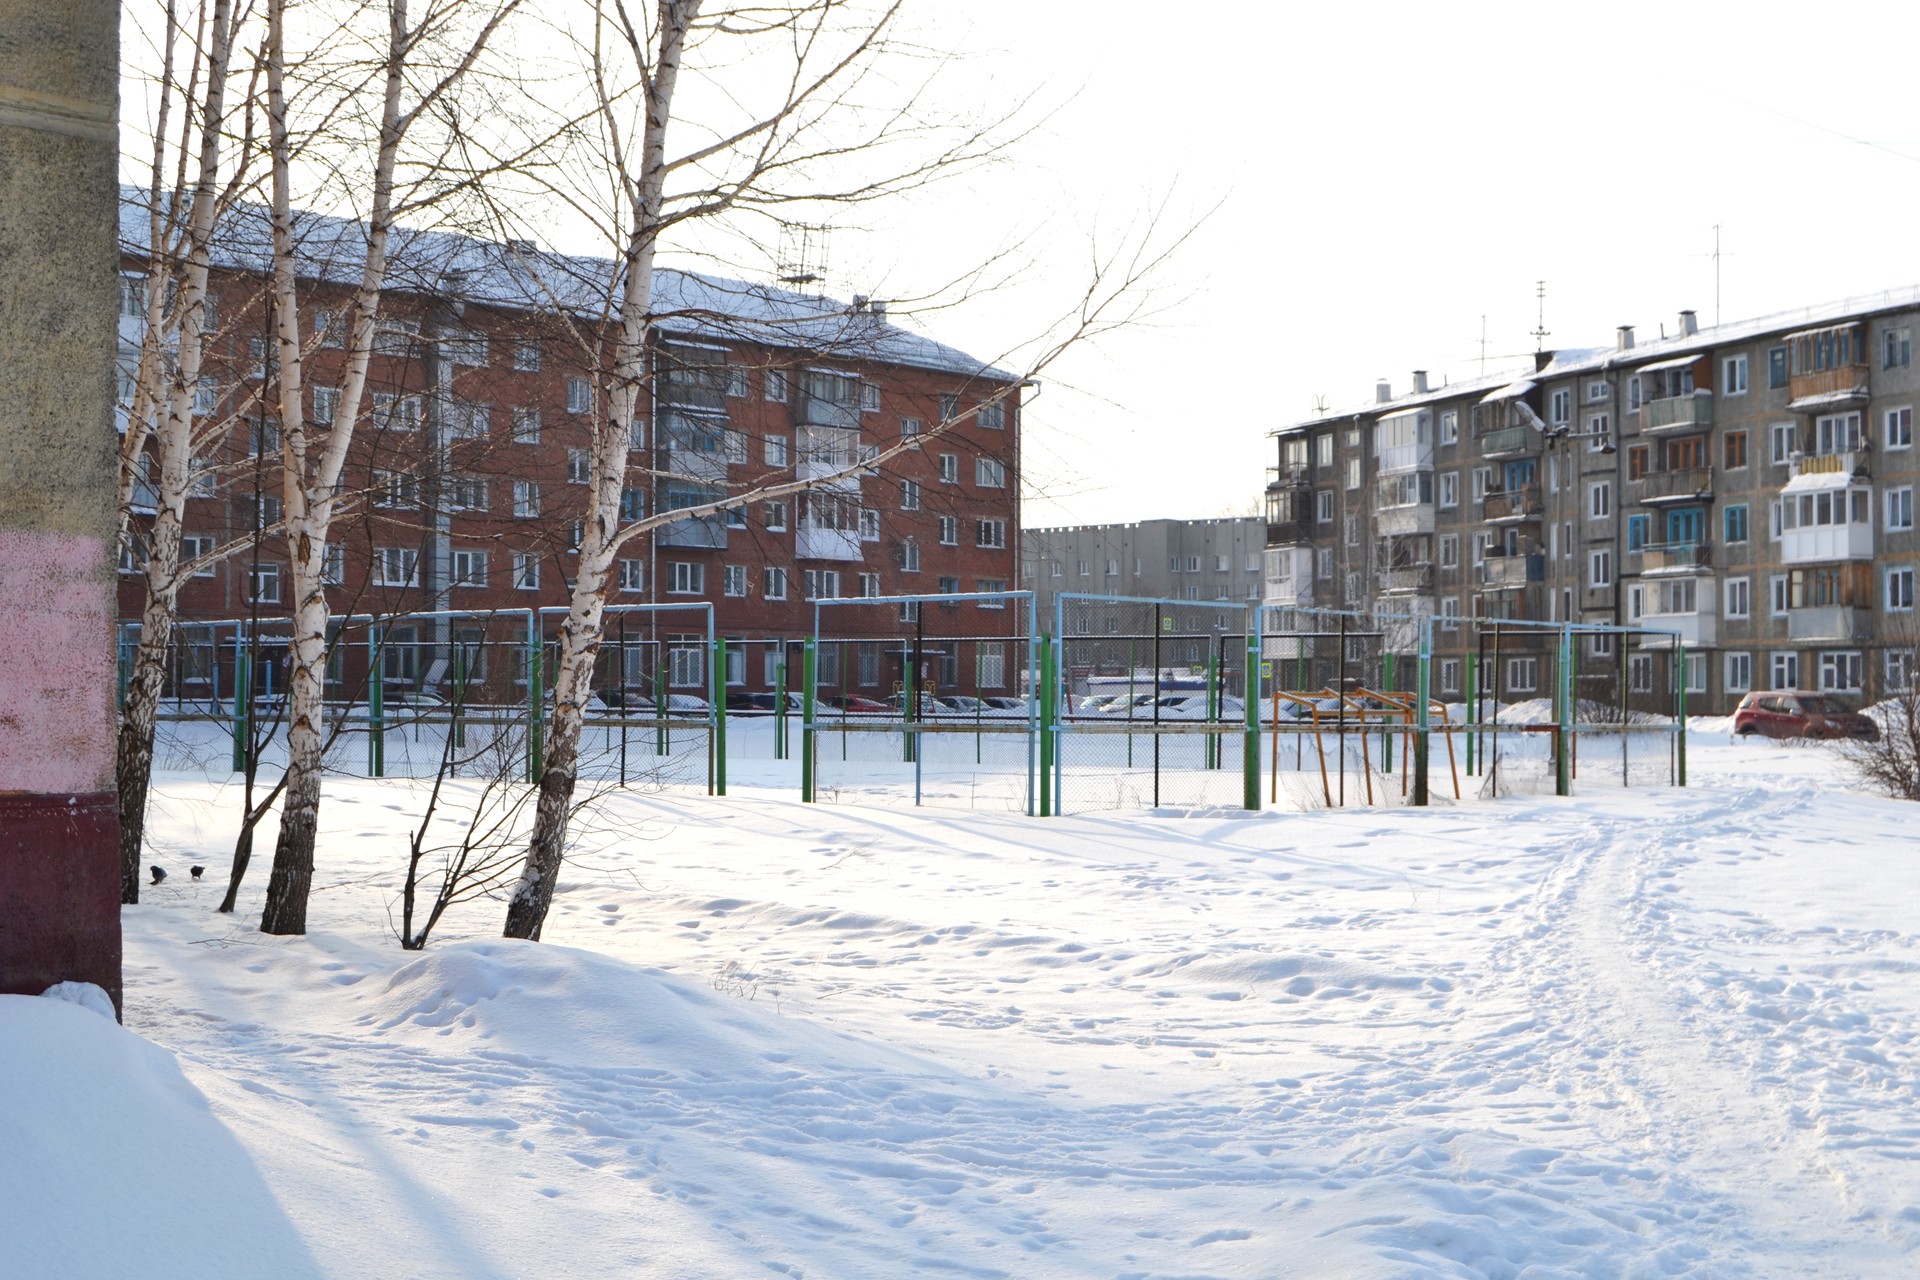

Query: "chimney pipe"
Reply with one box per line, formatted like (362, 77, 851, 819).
(1679, 309, 1698, 337)
(1411, 370, 1428, 394)
(1617, 325, 1635, 351)
(1375, 379, 1391, 404)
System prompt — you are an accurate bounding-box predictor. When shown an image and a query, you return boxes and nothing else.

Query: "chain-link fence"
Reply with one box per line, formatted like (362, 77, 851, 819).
(803, 592, 1038, 812)
(1050, 595, 1258, 814)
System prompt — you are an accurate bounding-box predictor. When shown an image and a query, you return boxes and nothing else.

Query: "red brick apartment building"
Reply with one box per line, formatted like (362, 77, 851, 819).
(117, 195, 1024, 704)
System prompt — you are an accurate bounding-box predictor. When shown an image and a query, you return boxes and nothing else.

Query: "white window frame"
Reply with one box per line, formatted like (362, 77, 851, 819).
(1588, 481, 1611, 520)
(512, 552, 540, 591)
(1889, 565, 1916, 612)
(1724, 652, 1752, 695)
(617, 559, 644, 593)
(1887, 406, 1914, 451)
(763, 566, 788, 600)
(1722, 354, 1748, 397)
(667, 561, 704, 595)
(723, 564, 748, 598)
(1887, 486, 1914, 532)
(1724, 576, 1750, 619)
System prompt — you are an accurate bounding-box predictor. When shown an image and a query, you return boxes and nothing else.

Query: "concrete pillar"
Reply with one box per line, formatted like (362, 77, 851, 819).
(0, 1, 124, 1013)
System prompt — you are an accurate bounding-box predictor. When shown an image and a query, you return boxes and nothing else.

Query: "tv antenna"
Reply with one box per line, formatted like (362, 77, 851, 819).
(1529, 280, 1550, 353)
(776, 223, 830, 292)
(1478, 315, 1488, 374)
(1312, 394, 1330, 416)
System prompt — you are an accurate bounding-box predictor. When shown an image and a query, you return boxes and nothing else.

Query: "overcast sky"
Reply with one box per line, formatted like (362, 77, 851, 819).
(870, 1, 1920, 528)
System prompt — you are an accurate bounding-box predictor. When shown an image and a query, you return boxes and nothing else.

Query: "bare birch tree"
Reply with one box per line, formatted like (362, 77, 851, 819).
(257, 0, 523, 935)
(498, 0, 1190, 939)
(116, 0, 256, 904)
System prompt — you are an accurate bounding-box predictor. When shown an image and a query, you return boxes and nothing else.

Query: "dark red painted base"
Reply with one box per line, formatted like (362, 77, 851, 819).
(0, 791, 122, 1018)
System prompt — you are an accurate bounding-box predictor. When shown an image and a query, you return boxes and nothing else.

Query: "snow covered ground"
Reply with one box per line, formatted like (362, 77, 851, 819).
(8, 727, 1920, 1277)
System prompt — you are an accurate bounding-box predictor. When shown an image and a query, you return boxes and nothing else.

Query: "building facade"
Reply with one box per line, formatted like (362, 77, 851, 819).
(1265, 295, 1920, 715)
(1023, 516, 1265, 627)
(117, 196, 1023, 705)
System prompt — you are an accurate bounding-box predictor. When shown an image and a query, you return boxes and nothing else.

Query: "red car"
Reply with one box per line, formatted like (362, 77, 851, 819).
(1732, 690, 1879, 741)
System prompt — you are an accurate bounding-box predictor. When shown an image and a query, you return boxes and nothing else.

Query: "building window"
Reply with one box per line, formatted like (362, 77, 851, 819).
(567, 449, 591, 484)
(372, 469, 418, 510)
(372, 546, 419, 587)
(937, 514, 958, 545)
(1769, 574, 1789, 617)
(1887, 327, 1912, 369)
(1724, 429, 1748, 470)
(1889, 487, 1914, 532)
(319, 543, 342, 585)
(1504, 657, 1540, 692)
(668, 562, 704, 594)
(977, 399, 1005, 430)
(765, 434, 790, 466)
(1626, 513, 1649, 551)
(937, 453, 958, 483)
(803, 570, 840, 601)
(725, 430, 748, 464)
(1586, 378, 1610, 403)
(512, 552, 540, 590)
(976, 518, 1007, 549)
(513, 480, 539, 517)
(1724, 652, 1752, 695)
(1589, 548, 1612, 589)
(1438, 534, 1458, 569)
(1627, 654, 1653, 694)
(1549, 388, 1571, 424)
(1887, 407, 1913, 450)
(857, 571, 881, 598)
(1588, 481, 1611, 520)
(936, 574, 960, 597)
(1438, 471, 1458, 508)
(1439, 411, 1458, 444)
(901, 539, 921, 573)
(975, 457, 1006, 488)
(977, 580, 1007, 607)
(1343, 458, 1361, 491)
(722, 564, 747, 597)
(1819, 651, 1864, 693)
(1472, 467, 1491, 503)
(446, 475, 488, 512)
(1768, 346, 1788, 388)
(1890, 566, 1916, 612)
(618, 559, 644, 593)
(900, 416, 920, 440)
(765, 500, 788, 532)
(247, 562, 281, 603)
(763, 567, 787, 600)
(901, 480, 920, 511)
(450, 549, 488, 588)
(1771, 651, 1799, 690)
(1724, 504, 1749, 545)
(1315, 547, 1332, 581)
(1316, 490, 1334, 523)
(1770, 422, 1795, 464)
(566, 377, 592, 415)
(1722, 354, 1748, 396)
(1586, 412, 1611, 452)
(505, 407, 538, 445)
(372, 393, 421, 432)
(1887, 649, 1916, 694)
(1725, 576, 1751, 619)
(1439, 658, 1461, 692)
(859, 508, 881, 542)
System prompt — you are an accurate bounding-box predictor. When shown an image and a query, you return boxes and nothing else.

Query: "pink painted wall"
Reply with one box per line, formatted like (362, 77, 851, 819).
(0, 530, 117, 794)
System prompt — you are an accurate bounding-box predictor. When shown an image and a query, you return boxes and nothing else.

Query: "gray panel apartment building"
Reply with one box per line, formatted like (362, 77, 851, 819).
(1023, 517, 1265, 633)
(1264, 293, 1920, 715)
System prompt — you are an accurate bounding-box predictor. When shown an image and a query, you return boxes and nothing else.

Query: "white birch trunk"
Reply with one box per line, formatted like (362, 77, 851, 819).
(116, 0, 236, 904)
(503, 0, 697, 940)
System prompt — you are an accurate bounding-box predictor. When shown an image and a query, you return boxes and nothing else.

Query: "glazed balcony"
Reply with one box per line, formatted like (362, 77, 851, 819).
(1379, 564, 1433, 594)
(1480, 551, 1545, 589)
(1787, 605, 1866, 644)
(1477, 425, 1537, 458)
(1483, 484, 1543, 522)
(1638, 541, 1712, 573)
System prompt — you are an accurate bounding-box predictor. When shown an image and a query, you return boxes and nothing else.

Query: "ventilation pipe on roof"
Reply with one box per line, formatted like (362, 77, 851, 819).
(851, 293, 869, 312)
(1617, 325, 1635, 351)
(1375, 379, 1392, 403)
(870, 300, 886, 319)
(1679, 309, 1698, 337)
(1411, 370, 1428, 394)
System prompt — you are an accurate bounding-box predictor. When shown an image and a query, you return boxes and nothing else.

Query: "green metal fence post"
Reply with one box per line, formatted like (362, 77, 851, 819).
(712, 637, 727, 796)
(1206, 647, 1220, 770)
(525, 615, 542, 783)
(1676, 641, 1689, 787)
(1038, 632, 1054, 817)
(774, 656, 788, 761)
(368, 625, 385, 779)
(1243, 632, 1261, 810)
(1413, 621, 1431, 807)
(231, 630, 251, 774)
(1556, 623, 1573, 798)
(800, 638, 817, 802)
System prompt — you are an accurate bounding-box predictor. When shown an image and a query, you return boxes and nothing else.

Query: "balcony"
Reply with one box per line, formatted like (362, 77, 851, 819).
(656, 514, 728, 549)
(1480, 551, 1544, 589)
(797, 394, 860, 430)
(796, 524, 862, 561)
(1643, 391, 1714, 434)
(1477, 425, 1536, 458)
(1638, 541, 1711, 573)
(1637, 467, 1714, 505)
(1787, 365, 1869, 412)
(1376, 504, 1434, 537)
(1265, 515, 1313, 546)
(1379, 564, 1433, 593)
(1638, 612, 1717, 650)
(1780, 520, 1873, 564)
(1483, 484, 1542, 522)
(1791, 450, 1870, 482)
(1788, 605, 1866, 644)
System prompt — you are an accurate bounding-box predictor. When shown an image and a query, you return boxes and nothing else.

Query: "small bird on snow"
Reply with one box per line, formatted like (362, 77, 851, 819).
(149, 865, 166, 885)
(190, 865, 205, 880)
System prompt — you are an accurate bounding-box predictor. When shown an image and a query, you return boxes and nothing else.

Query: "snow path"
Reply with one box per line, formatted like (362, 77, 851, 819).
(69, 737, 1920, 1276)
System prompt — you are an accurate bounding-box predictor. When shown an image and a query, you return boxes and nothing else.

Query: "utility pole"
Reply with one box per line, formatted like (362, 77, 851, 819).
(0, 0, 124, 1013)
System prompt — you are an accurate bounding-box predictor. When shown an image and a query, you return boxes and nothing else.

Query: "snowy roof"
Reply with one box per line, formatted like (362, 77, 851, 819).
(1479, 378, 1535, 404)
(1633, 354, 1700, 374)
(1782, 469, 1859, 493)
(1787, 389, 1868, 412)
(116, 188, 1016, 383)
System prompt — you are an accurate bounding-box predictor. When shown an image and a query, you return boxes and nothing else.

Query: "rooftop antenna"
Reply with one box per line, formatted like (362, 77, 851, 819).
(1478, 314, 1488, 374)
(1528, 280, 1550, 353)
(1312, 394, 1330, 416)
(776, 222, 830, 293)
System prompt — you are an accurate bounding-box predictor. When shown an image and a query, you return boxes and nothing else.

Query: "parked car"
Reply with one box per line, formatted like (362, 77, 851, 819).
(831, 694, 893, 714)
(1732, 690, 1879, 741)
